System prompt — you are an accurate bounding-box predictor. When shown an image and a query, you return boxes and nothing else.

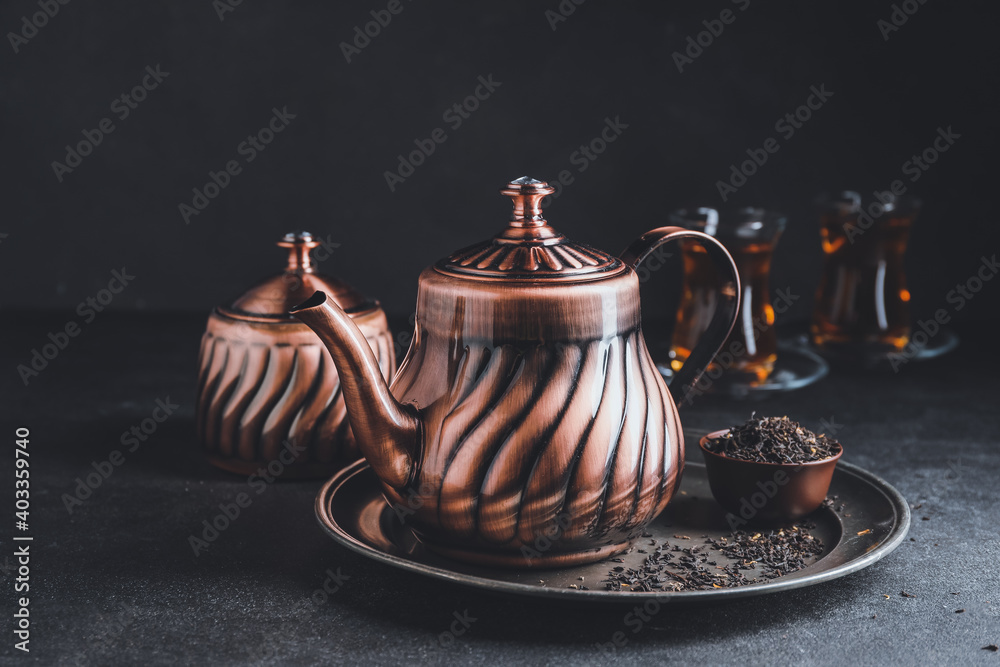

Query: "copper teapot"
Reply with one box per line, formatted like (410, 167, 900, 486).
(292, 177, 740, 567)
(196, 232, 395, 478)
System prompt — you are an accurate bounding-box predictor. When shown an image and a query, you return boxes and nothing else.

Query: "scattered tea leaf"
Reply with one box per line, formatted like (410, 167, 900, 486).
(601, 522, 824, 592)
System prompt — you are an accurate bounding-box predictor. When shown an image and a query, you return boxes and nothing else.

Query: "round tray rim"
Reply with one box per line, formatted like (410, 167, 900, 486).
(315, 458, 910, 603)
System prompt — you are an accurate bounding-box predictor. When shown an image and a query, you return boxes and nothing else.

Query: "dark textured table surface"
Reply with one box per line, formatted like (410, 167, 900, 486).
(3, 313, 998, 665)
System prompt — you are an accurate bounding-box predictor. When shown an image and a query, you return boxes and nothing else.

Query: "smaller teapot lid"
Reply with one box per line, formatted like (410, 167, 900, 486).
(436, 177, 625, 282)
(222, 231, 376, 320)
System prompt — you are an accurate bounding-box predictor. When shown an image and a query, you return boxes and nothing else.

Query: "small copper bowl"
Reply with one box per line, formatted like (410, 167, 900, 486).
(698, 430, 843, 525)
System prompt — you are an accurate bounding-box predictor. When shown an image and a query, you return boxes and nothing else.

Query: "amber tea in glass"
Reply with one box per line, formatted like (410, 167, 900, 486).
(669, 207, 787, 385)
(811, 191, 920, 356)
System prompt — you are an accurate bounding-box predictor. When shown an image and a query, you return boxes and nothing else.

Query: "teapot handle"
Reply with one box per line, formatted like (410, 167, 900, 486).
(619, 227, 741, 407)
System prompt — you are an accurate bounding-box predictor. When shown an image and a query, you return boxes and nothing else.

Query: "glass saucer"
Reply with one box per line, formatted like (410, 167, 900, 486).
(812, 327, 959, 370)
(656, 339, 829, 400)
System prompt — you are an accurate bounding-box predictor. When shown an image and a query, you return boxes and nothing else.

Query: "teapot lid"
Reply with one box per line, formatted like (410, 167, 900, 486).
(222, 231, 376, 320)
(436, 177, 625, 282)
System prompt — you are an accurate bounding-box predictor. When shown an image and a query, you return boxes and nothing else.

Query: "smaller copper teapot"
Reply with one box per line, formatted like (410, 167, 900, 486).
(196, 232, 395, 478)
(293, 178, 740, 566)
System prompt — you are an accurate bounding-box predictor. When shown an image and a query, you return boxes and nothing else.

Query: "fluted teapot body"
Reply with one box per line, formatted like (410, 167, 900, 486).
(293, 177, 740, 567)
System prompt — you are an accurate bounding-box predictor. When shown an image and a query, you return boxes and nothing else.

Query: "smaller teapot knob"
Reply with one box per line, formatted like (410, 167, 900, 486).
(501, 176, 556, 227)
(278, 230, 320, 272)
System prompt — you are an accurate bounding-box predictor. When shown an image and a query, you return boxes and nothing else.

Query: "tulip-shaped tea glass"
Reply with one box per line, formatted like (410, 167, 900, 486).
(667, 207, 787, 388)
(809, 191, 956, 365)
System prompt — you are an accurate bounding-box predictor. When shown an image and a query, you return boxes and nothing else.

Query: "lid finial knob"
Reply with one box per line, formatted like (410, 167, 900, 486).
(278, 231, 321, 273)
(501, 176, 556, 227)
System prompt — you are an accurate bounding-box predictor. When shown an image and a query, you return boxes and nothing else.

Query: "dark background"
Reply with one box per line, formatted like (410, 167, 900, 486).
(3, 3, 1000, 664)
(2, 0, 997, 327)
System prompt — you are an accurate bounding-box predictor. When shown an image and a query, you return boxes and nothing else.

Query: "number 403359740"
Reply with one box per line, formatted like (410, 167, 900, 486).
(15, 427, 29, 524)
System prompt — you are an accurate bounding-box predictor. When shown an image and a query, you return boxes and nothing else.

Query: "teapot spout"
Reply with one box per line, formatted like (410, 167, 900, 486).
(291, 291, 419, 489)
